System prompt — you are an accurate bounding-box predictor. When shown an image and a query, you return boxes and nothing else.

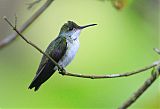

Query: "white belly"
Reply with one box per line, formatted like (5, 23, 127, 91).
(58, 39, 80, 68)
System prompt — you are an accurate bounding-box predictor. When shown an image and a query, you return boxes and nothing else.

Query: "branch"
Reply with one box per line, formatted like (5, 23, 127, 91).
(26, 0, 42, 9)
(3, 16, 160, 109)
(62, 63, 158, 79)
(118, 67, 160, 109)
(3, 16, 160, 79)
(0, 0, 54, 49)
(3, 16, 62, 71)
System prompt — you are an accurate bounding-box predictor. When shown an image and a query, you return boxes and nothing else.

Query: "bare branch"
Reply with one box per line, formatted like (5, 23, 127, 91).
(4, 16, 160, 79)
(26, 0, 42, 9)
(118, 67, 160, 109)
(62, 63, 158, 79)
(0, 0, 54, 49)
(4, 16, 160, 109)
(14, 14, 17, 29)
(3, 16, 62, 71)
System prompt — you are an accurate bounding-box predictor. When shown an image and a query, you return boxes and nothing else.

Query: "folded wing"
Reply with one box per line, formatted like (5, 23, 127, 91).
(28, 37, 67, 91)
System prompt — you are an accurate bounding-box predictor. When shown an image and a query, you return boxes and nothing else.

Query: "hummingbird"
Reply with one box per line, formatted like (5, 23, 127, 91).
(28, 21, 97, 91)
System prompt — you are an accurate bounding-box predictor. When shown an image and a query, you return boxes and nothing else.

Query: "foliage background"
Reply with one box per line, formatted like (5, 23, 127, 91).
(0, 0, 159, 108)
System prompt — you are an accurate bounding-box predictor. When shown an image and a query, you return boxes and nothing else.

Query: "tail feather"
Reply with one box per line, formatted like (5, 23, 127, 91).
(28, 78, 41, 91)
(28, 60, 56, 91)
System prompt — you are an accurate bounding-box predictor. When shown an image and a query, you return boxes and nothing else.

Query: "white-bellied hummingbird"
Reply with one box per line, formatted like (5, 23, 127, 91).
(28, 21, 97, 91)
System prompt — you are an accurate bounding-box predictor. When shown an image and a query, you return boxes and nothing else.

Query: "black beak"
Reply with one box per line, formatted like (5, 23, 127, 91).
(79, 24, 97, 29)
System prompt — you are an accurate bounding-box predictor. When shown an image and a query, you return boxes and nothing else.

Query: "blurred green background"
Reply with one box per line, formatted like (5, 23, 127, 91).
(0, 0, 159, 108)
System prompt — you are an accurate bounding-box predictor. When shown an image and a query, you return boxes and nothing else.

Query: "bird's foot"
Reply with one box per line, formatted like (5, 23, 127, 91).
(58, 67, 66, 75)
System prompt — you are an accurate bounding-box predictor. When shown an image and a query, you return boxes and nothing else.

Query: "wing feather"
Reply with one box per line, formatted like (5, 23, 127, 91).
(29, 37, 67, 91)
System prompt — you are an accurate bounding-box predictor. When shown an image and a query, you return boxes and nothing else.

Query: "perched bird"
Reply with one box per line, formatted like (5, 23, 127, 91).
(28, 21, 97, 91)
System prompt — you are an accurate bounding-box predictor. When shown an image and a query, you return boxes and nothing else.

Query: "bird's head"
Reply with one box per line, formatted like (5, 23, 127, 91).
(59, 21, 97, 40)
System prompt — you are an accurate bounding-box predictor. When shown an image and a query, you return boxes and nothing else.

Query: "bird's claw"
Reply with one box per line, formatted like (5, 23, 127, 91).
(58, 67, 66, 75)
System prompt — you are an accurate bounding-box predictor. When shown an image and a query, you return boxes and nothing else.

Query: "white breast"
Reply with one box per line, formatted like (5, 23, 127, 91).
(58, 39, 80, 68)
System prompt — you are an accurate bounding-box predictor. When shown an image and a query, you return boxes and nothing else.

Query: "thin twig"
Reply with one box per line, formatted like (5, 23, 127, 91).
(26, 0, 42, 9)
(63, 63, 158, 79)
(0, 0, 54, 49)
(118, 67, 160, 109)
(3, 16, 62, 71)
(3, 16, 160, 79)
(14, 14, 17, 29)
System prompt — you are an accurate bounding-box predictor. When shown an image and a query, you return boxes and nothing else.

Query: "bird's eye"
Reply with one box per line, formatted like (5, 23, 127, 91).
(69, 27, 73, 31)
